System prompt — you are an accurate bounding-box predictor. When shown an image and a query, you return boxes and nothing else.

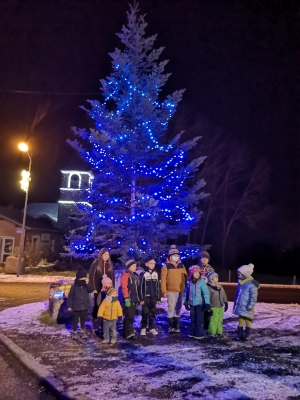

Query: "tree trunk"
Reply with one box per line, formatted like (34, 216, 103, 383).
(131, 177, 136, 216)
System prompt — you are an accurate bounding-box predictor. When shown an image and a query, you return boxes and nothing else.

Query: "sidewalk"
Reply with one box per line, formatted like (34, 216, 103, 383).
(0, 300, 300, 399)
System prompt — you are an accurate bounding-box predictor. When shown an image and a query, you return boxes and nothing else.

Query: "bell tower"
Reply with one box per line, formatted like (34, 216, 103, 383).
(57, 170, 93, 232)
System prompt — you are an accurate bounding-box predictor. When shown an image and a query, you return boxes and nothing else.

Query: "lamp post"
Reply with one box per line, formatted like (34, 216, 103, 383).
(17, 142, 32, 277)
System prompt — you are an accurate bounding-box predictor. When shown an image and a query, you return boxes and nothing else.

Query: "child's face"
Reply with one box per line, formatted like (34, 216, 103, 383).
(146, 260, 155, 270)
(201, 257, 209, 266)
(102, 251, 110, 261)
(129, 264, 137, 272)
(212, 276, 219, 285)
(237, 271, 244, 280)
(193, 271, 200, 279)
(170, 254, 180, 263)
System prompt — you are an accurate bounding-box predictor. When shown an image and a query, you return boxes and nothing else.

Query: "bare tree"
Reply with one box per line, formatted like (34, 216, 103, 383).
(196, 133, 270, 267)
(219, 155, 269, 267)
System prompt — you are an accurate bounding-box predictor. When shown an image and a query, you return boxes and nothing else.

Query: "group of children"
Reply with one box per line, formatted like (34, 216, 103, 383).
(67, 244, 259, 343)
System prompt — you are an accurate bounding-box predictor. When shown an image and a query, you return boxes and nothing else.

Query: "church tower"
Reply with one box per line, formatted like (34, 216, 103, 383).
(57, 170, 93, 232)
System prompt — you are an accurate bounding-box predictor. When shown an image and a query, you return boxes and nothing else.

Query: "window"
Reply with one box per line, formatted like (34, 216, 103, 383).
(69, 174, 81, 189)
(0, 238, 14, 263)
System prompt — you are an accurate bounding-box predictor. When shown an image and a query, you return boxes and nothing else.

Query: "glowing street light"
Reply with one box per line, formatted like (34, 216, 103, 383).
(18, 142, 29, 152)
(20, 170, 30, 192)
(17, 142, 32, 277)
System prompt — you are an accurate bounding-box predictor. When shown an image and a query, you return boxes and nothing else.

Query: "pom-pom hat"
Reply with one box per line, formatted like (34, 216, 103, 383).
(169, 244, 179, 256)
(101, 274, 112, 288)
(189, 265, 201, 277)
(237, 263, 254, 278)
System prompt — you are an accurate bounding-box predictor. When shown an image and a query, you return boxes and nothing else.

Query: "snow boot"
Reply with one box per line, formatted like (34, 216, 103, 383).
(237, 327, 244, 341)
(245, 327, 252, 341)
(71, 332, 78, 340)
(173, 317, 180, 333)
(168, 318, 174, 333)
(80, 330, 87, 339)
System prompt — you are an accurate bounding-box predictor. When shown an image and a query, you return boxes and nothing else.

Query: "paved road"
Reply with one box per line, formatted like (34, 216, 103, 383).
(0, 282, 50, 311)
(0, 343, 56, 400)
(0, 283, 57, 399)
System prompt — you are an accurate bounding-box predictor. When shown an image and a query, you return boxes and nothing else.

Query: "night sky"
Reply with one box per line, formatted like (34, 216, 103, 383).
(0, 0, 299, 245)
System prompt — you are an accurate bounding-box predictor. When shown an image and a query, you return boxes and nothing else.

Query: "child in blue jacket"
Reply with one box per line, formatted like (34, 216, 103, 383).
(184, 265, 210, 340)
(233, 263, 259, 341)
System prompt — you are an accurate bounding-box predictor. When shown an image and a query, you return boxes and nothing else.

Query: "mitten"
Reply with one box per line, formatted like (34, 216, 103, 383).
(203, 304, 211, 312)
(124, 298, 131, 308)
(184, 301, 190, 311)
(118, 316, 123, 323)
(224, 302, 228, 312)
(207, 308, 213, 316)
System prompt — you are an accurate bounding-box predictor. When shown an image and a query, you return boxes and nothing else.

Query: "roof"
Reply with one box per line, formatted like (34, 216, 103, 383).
(0, 206, 62, 233)
(26, 203, 58, 222)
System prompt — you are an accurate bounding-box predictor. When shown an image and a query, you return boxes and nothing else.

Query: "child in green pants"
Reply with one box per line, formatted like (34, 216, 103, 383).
(206, 272, 228, 337)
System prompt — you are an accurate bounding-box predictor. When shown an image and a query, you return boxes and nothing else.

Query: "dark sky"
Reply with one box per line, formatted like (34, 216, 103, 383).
(0, 0, 299, 243)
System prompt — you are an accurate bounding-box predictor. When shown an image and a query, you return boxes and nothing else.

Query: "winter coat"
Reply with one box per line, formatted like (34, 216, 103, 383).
(88, 259, 114, 292)
(161, 261, 187, 294)
(121, 270, 140, 303)
(138, 268, 160, 301)
(233, 276, 259, 320)
(67, 280, 94, 312)
(197, 263, 214, 282)
(207, 283, 227, 308)
(183, 278, 210, 307)
(97, 298, 123, 320)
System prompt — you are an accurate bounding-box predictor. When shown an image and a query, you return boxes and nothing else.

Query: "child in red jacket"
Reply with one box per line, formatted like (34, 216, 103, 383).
(121, 259, 140, 340)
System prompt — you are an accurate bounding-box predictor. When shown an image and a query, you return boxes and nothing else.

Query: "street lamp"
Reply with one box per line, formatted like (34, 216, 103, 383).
(17, 142, 32, 277)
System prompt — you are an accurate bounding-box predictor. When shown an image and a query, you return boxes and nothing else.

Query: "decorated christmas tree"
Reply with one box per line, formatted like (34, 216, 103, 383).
(68, 3, 206, 260)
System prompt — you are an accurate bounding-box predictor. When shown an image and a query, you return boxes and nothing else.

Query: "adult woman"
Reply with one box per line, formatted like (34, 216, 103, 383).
(89, 248, 114, 323)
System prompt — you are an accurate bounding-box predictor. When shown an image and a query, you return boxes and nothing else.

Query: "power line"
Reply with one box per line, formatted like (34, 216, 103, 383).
(0, 89, 101, 95)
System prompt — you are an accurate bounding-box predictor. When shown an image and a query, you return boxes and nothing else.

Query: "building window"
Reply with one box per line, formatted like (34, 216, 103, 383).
(69, 174, 81, 189)
(0, 237, 14, 263)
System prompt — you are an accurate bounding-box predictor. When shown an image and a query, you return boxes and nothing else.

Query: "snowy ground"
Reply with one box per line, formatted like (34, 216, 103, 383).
(0, 301, 299, 400)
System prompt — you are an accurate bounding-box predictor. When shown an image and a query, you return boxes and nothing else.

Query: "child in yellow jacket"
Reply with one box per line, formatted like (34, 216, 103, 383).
(98, 288, 123, 344)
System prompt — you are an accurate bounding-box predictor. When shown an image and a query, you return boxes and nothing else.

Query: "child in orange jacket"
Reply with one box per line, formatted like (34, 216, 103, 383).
(121, 259, 140, 340)
(161, 245, 187, 333)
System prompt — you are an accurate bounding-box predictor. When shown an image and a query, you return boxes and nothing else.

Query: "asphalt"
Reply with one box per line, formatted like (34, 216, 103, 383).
(0, 342, 56, 400)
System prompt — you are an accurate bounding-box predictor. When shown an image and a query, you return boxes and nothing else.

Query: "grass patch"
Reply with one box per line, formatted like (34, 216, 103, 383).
(28, 270, 76, 277)
(38, 310, 60, 327)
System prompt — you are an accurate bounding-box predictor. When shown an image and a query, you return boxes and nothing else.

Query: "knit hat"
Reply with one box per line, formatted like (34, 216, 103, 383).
(144, 255, 155, 264)
(169, 244, 179, 256)
(106, 288, 117, 297)
(189, 265, 201, 277)
(207, 271, 218, 283)
(101, 274, 112, 288)
(76, 267, 86, 279)
(199, 251, 210, 261)
(125, 259, 137, 269)
(238, 263, 254, 278)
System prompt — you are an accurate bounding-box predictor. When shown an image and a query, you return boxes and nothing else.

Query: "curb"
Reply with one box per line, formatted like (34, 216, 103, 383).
(0, 328, 93, 400)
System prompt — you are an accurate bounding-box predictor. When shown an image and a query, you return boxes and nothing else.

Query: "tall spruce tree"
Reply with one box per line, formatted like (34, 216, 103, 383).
(68, 3, 206, 260)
